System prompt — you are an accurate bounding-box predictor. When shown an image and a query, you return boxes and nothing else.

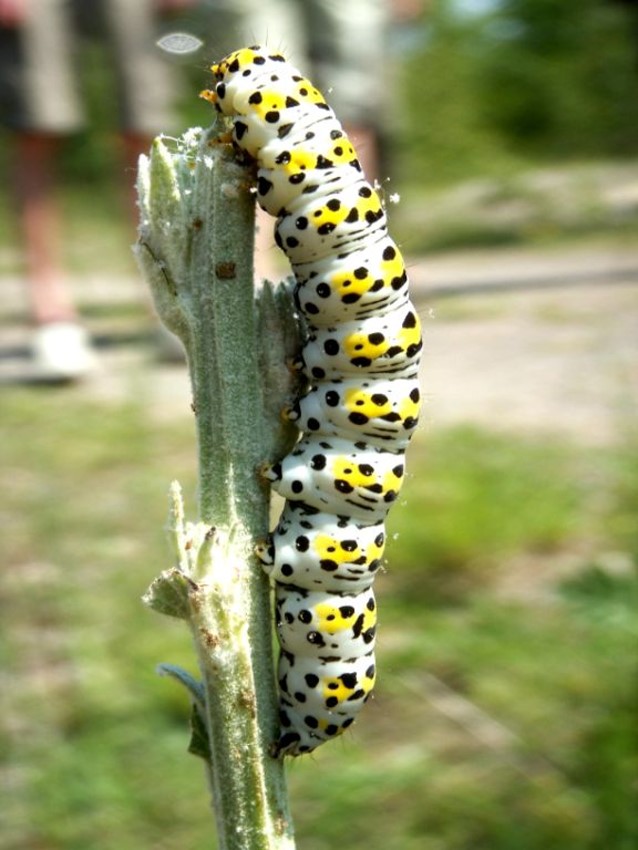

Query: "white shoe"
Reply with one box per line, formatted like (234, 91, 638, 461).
(32, 322, 96, 381)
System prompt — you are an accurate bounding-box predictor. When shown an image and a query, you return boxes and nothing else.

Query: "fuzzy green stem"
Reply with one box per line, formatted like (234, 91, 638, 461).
(135, 124, 298, 850)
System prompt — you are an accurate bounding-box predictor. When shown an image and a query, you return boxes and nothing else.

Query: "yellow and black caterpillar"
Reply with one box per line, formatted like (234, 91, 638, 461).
(204, 46, 422, 756)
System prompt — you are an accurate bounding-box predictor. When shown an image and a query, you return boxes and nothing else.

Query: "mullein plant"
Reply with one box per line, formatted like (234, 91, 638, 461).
(134, 122, 300, 850)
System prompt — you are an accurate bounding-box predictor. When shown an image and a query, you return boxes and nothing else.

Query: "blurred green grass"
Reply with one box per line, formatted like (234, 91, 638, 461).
(2, 389, 636, 849)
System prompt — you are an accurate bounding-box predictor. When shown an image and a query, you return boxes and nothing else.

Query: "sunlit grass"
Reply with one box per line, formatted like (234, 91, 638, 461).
(386, 427, 592, 603)
(1, 390, 635, 849)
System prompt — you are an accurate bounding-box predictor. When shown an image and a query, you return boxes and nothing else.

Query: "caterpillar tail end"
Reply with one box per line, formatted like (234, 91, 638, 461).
(271, 731, 316, 759)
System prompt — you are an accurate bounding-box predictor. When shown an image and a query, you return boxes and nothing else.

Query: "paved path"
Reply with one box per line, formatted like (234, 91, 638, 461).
(2, 242, 637, 444)
(411, 243, 638, 444)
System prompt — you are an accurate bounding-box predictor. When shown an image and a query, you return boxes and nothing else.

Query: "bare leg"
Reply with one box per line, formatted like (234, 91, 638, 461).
(120, 131, 152, 229)
(13, 132, 77, 325)
(343, 124, 380, 185)
(12, 132, 96, 378)
(254, 206, 287, 283)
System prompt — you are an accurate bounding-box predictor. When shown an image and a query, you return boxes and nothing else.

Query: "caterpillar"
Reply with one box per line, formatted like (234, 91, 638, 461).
(203, 46, 422, 757)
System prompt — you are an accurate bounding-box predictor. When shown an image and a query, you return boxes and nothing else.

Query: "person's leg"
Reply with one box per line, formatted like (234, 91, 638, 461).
(8, 0, 96, 378)
(228, 0, 307, 282)
(13, 132, 76, 325)
(12, 130, 95, 379)
(120, 131, 153, 229)
(105, 0, 180, 253)
(342, 124, 381, 186)
(13, 127, 97, 380)
(105, 0, 189, 360)
(306, 0, 389, 184)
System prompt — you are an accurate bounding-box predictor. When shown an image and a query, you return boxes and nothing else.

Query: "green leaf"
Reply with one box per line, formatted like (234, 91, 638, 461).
(157, 664, 211, 761)
(188, 704, 212, 761)
(157, 662, 206, 708)
(142, 568, 194, 619)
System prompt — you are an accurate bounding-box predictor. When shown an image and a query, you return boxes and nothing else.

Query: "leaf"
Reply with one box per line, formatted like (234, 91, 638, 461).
(157, 665, 211, 761)
(142, 568, 194, 619)
(188, 704, 212, 761)
(156, 662, 206, 709)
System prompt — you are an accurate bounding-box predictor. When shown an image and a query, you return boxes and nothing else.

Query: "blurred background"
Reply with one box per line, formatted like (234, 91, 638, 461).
(1, 0, 637, 848)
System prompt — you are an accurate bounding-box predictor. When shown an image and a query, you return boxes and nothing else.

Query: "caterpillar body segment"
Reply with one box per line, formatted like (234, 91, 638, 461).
(207, 46, 422, 756)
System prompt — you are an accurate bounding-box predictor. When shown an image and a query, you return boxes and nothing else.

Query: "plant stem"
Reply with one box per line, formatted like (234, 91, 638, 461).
(135, 125, 298, 850)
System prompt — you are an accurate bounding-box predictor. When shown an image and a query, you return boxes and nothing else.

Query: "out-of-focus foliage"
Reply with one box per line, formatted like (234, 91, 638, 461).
(480, 0, 638, 155)
(401, 0, 638, 184)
